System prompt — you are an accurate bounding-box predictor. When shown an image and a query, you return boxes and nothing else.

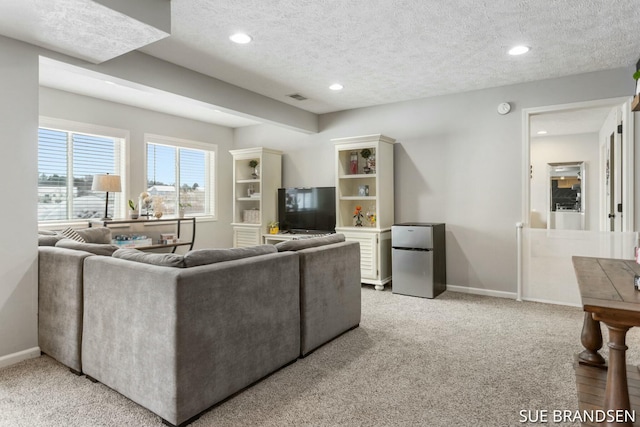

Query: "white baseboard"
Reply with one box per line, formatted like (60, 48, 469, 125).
(446, 285, 517, 300)
(521, 297, 582, 308)
(0, 347, 40, 369)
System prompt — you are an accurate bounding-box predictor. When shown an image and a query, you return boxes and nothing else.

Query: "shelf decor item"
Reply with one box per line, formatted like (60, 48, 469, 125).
(349, 151, 358, 174)
(139, 192, 152, 218)
(128, 199, 139, 219)
(358, 185, 369, 196)
(366, 205, 376, 227)
(353, 205, 364, 227)
(360, 148, 374, 174)
(249, 159, 259, 179)
(268, 221, 279, 234)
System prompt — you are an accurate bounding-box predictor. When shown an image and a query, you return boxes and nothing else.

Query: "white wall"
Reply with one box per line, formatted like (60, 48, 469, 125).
(530, 133, 599, 230)
(235, 67, 635, 294)
(0, 36, 39, 364)
(39, 87, 235, 250)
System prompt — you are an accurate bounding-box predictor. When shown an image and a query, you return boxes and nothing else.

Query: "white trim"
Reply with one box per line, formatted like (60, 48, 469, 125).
(0, 347, 40, 369)
(515, 222, 523, 301)
(144, 133, 218, 220)
(39, 116, 130, 140)
(446, 285, 516, 300)
(521, 297, 582, 308)
(37, 117, 130, 223)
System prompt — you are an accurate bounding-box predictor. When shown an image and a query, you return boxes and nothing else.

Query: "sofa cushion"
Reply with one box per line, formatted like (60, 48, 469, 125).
(75, 227, 112, 244)
(55, 239, 120, 256)
(183, 245, 277, 267)
(60, 227, 86, 243)
(39, 234, 63, 246)
(113, 248, 186, 268)
(274, 234, 345, 252)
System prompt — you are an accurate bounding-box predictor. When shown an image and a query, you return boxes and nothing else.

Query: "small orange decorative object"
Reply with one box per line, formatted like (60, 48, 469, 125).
(353, 205, 364, 227)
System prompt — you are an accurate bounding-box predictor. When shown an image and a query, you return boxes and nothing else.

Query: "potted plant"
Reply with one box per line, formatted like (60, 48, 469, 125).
(360, 148, 375, 174)
(633, 70, 640, 111)
(128, 199, 139, 219)
(178, 202, 191, 218)
(249, 159, 259, 179)
(268, 221, 279, 234)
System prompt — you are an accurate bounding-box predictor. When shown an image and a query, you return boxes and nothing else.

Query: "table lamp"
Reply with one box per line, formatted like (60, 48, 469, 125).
(92, 173, 121, 220)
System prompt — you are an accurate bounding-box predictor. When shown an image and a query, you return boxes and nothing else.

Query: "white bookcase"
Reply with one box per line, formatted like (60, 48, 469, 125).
(230, 147, 282, 248)
(332, 134, 395, 290)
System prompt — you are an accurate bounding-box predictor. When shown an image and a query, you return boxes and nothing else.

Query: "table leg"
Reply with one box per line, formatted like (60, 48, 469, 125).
(579, 312, 605, 366)
(603, 322, 632, 427)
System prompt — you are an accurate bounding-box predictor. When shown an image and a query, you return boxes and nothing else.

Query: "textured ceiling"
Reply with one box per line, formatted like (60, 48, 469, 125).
(139, 0, 640, 113)
(0, 0, 170, 63)
(3, 0, 639, 128)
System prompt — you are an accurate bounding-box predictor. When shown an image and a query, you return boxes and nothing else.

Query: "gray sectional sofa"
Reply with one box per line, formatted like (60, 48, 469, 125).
(37, 231, 361, 427)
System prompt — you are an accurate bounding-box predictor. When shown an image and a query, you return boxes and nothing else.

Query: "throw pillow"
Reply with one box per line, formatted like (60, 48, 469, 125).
(113, 248, 186, 268)
(74, 227, 112, 244)
(60, 227, 86, 243)
(274, 233, 345, 252)
(183, 245, 277, 268)
(55, 239, 120, 256)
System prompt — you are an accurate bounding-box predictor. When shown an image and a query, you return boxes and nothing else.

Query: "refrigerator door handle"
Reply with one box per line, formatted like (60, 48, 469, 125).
(392, 247, 431, 251)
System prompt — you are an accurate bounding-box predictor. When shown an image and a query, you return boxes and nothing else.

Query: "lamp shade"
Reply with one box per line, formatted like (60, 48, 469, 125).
(92, 174, 121, 192)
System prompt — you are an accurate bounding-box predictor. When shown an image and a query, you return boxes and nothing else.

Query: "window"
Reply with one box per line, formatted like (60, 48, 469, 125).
(38, 119, 126, 223)
(145, 135, 217, 219)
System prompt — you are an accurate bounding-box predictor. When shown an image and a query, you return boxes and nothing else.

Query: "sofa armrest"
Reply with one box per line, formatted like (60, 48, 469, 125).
(38, 246, 94, 372)
(81, 251, 300, 426)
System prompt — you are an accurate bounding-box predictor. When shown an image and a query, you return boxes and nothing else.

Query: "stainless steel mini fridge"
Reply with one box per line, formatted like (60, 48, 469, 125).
(391, 223, 446, 298)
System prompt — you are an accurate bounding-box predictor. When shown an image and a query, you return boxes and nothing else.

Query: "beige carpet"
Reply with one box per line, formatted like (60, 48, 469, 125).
(3, 288, 640, 427)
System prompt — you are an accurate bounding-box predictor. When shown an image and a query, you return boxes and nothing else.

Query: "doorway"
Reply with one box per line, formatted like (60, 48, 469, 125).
(519, 97, 636, 306)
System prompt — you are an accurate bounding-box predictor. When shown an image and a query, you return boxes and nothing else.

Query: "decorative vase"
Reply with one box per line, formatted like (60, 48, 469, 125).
(366, 153, 375, 173)
(349, 152, 358, 174)
(129, 211, 139, 220)
(178, 209, 185, 218)
(251, 167, 259, 179)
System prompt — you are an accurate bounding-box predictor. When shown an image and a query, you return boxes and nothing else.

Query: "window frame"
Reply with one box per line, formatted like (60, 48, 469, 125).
(38, 117, 129, 226)
(144, 133, 218, 221)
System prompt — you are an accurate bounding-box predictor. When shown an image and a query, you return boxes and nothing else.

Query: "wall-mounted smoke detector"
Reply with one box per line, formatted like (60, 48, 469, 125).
(287, 93, 308, 101)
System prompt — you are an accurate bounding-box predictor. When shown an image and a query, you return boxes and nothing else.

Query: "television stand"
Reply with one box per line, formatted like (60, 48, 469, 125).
(262, 232, 332, 245)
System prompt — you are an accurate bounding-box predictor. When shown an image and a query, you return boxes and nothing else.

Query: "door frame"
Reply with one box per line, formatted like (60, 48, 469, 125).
(521, 97, 634, 232)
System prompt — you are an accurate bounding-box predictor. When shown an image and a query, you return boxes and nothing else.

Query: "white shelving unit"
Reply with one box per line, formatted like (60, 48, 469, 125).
(332, 134, 396, 290)
(230, 147, 282, 248)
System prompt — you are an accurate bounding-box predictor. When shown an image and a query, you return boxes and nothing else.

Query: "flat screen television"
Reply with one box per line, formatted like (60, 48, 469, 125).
(277, 187, 336, 234)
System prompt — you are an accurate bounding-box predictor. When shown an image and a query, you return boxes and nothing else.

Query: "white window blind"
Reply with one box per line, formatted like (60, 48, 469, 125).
(38, 126, 124, 222)
(146, 136, 216, 218)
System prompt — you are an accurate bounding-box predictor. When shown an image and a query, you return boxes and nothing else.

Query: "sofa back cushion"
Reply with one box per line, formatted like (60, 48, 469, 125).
(113, 248, 186, 268)
(55, 239, 120, 256)
(183, 245, 277, 267)
(274, 234, 345, 252)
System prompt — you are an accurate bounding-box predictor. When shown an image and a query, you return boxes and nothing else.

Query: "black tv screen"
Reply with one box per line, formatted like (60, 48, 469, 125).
(278, 187, 336, 234)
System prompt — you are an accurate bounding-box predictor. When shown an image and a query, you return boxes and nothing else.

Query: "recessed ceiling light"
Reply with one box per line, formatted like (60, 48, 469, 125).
(508, 45, 530, 56)
(537, 130, 548, 135)
(229, 33, 252, 44)
(329, 83, 343, 91)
